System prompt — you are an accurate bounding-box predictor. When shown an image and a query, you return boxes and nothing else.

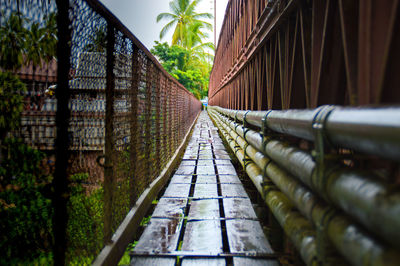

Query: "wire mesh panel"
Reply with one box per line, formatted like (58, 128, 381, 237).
(1, 0, 201, 264)
(66, 0, 202, 263)
(0, 1, 57, 264)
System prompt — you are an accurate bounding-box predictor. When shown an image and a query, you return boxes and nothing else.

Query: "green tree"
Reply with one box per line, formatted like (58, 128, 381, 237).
(0, 138, 53, 263)
(152, 41, 190, 71)
(0, 12, 28, 71)
(25, 22, 45, 88)
(182, 21, 214, 74)
(151, 41, 211, 99)
(0, 72, 27, 140)
(0, 72, 52, 263)
(41, 12, 58, 85)
(157, 0, 212, 46)
(41, 12, 57, 62)
(0, 11, 57, 74)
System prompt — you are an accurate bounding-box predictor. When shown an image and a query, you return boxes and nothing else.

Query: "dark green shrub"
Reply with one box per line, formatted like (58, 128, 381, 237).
(66, 173, 104, 264)
(0, 138, 53, 264)
(0, 71, 26, 140)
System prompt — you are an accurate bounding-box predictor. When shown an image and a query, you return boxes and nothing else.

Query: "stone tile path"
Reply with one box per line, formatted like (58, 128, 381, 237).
(131, 111, 277, 266)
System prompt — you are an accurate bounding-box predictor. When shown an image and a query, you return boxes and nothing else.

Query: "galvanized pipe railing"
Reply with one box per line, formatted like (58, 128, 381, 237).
(208, 106, 400, 266)
(216, 106, 400, 162)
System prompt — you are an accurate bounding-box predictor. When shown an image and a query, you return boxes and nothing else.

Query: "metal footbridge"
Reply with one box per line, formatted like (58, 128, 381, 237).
(4, 0, 400, 265)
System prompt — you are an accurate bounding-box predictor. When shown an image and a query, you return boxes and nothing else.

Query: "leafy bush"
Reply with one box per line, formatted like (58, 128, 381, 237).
(0, 71, 26, 139)
(66, 173, 104, 264)
(0, 138, 53, 264)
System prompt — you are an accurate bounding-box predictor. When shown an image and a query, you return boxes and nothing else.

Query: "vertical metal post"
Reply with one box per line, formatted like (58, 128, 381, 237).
(145, 60, 153, 186)
(155, 71, 161, 178)
(168, 81, 173, 158)
(163, 78, 168, 168)
(173, 84, 178, 150)
(53, 1, 71, 264)
(129, 47, 140, 207)
(103, 24, 115, 244)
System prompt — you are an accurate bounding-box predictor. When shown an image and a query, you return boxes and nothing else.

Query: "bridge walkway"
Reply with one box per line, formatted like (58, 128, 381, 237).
(130, 111, 278, 266)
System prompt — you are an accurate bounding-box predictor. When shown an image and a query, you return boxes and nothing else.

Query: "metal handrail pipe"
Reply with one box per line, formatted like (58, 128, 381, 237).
(211, 109, 400, 265)
(209, 110, 319, 265)
(210, 107, 400, 248)
(264, 139, 400, 250)
(265, 163, 400, 266)
(213, 106, 400, 162)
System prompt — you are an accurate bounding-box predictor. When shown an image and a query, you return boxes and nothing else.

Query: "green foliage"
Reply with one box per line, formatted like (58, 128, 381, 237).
(0, 71, 27, 139)
(0, 12, 27, 71)
(152, 41, 190, 72)
(0, 11, 57, 72)
(151, 41, 211, 99)
(140, 215, 152, 227)
(173, 68, 207, 99)
(118, 242, 137, 265)
(0, 138, 53, 264)
(156, 0, 212, 46)
(66, 173, 104, 263)
(155, 0, 214, 99)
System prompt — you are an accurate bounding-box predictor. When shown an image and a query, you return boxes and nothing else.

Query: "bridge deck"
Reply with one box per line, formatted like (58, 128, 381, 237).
(130, 111, 278, 266)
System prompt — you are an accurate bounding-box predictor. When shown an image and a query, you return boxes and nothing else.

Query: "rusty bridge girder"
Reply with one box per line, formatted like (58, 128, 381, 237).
(209, 0, 400, 109)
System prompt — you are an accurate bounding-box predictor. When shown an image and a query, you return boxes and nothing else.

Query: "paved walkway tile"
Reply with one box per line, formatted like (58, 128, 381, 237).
(131, 111, 278, 265)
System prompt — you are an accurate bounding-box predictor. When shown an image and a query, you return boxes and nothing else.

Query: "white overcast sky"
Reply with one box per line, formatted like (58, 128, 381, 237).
(99, 0, 229, 50)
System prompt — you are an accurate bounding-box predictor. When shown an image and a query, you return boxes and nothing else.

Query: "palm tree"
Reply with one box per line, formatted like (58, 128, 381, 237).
(25, 22, 47, 110)
(157, 0, 213, 46)
(41, 12, 57, 86)
(0, 12, 28, 72)
(42, 12, 57, 61)
(182, 21, 213, 72)
(183, 21, 214, 52)
(26, 22, 45, 71)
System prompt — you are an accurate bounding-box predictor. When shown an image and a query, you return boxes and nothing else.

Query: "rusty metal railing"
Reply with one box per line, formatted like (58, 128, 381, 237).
(209, 0, 400, 109)
(1, 0, 201, 264)
(61, 0, 202, 263)
(209, 106, 400, 266)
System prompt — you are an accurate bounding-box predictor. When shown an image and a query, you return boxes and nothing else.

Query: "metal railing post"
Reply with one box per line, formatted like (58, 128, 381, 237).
(53, 1, 71, 264)
(145, 60, 153, 186)
(103, 24, 116, 245)
(129, 47, 140, 206)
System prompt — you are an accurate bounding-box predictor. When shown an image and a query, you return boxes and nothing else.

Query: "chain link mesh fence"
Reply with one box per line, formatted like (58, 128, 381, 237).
(1, 0, 201, 264)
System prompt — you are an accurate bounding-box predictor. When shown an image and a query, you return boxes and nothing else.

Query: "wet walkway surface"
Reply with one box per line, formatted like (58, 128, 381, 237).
(131, 111, 277, 266)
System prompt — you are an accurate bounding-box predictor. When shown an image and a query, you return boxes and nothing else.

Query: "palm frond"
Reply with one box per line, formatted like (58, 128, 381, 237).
(160, 20, 177, 39)
(193, 19, 212, 30)
(193, 12, 213, 19)
(187, 0, 202, 15)
(157, 12, 176, 22)
(170, 0, 181, 16)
